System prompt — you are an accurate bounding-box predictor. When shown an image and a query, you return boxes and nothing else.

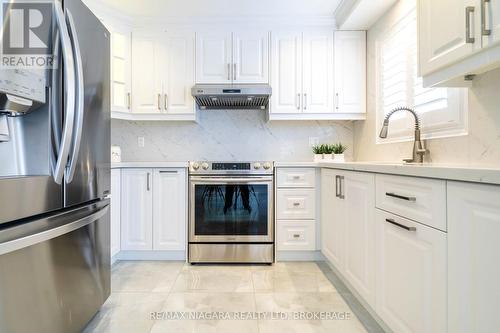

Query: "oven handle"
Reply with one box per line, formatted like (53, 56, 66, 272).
(190, 176, 273, 183)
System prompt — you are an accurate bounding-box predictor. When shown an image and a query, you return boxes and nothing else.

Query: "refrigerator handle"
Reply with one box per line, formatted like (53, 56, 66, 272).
(50, 29, 61, 170)
(64, 9, 84, 183)
(52, 2, 76, 185)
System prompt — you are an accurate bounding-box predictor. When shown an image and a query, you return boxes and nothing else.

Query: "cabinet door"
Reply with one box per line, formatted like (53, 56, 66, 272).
(110, 28, 131, 113)
(484, 0, 500, 48)
(233, 31, 269, 83)
(343, 172, 376, 308)
(418, 0, 480, 76)
(195, 31, 232, 84)
(376, 210, 447, 333)
(164, 31, 195, 114)
(302, 32, 334, 114)
(270, 31, 302, 114)
(448, 182, 500, 333)
(131, 33, 162, 113)
(334, 31, 366, 114)
(121, 169, 153, 250)
(320, 169, 345, 271)
(110, 169, 121, 258)
(152, 169, 186, 251)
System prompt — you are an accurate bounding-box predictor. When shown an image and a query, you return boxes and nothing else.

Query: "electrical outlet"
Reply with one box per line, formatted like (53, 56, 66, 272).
(309, 137, 319, 147)
(137, 136, 145, 147)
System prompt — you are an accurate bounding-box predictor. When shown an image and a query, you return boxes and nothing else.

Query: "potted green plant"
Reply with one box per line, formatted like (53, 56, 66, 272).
(332, 143, 348, 162)
(312, 144, 335, 162)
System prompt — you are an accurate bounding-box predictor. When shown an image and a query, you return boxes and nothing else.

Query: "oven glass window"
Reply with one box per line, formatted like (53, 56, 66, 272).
(194, 184, 269, 236)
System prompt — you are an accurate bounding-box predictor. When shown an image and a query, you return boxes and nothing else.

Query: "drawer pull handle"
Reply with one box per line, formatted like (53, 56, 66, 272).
(293, 202, 300, 207)
(385, 192, 416, 202)
(293, 176, 301, 180)
(385, 218, 416, 232)
(293, 234, 301, 238)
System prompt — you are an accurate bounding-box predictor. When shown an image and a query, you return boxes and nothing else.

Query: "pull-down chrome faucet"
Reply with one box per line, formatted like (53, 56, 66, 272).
(379, 106, 427, 163)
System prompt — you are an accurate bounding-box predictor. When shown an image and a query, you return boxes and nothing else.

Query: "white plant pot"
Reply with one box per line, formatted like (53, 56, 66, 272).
(333, 153, 345, 163)
(314, 154, 334, 162)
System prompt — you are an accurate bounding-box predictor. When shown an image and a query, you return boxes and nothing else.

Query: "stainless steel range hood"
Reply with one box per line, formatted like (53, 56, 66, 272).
(191, 85, 272, 110)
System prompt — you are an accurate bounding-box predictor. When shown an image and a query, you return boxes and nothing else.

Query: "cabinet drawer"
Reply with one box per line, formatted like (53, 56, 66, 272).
(376, 174, 446, 231)
(277, 221, 316, 251)
(276, 168, 316, 188)
(276, 189, 316, 220)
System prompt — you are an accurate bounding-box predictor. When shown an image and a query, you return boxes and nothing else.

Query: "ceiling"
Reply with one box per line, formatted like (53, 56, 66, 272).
(97, 0, 343, 19)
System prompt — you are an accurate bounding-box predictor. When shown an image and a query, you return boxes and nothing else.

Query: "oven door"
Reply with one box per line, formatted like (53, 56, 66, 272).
(189, 176, 273, 243)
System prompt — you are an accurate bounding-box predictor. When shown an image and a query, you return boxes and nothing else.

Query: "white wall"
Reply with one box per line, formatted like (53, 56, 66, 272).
(112, 110, 354, 162)
(354, 0, 500, 166)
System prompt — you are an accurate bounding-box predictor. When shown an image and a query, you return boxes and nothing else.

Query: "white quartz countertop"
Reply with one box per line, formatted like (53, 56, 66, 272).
(275, 161, 500, 185)
(111, 161, 189, 169)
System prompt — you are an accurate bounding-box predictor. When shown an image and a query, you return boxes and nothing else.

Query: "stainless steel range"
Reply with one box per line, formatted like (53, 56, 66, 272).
(188, 161, 274, 264)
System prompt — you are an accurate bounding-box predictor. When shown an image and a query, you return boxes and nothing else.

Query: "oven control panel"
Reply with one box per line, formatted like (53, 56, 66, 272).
(189, 161, 273, 174)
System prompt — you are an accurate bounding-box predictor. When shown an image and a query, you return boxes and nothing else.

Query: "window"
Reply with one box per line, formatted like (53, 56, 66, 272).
(375, 2, 468, 143)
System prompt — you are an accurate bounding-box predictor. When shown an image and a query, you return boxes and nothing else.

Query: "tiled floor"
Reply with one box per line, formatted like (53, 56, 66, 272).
(83, 261, 378, 333)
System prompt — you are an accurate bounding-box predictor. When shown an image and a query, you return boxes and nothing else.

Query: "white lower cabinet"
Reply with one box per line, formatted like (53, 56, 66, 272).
(121, 168, 153, 250)
(152, 169, 186, 251)
(277, 221, 316, 251)
(447, 181, 500, 333)
(320, 169, 376, 307)
(375, 210, 447, 333)
(110, 169, 121, 259)
(120, 168, 186, 253)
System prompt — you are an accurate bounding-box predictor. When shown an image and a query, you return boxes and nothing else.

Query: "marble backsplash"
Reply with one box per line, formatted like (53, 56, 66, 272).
(112, 110, 354, 162)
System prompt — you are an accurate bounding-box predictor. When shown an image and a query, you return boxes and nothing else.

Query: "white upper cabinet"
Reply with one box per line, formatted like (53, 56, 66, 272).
(334, 31, 366, 114)
(418, 0, 479, 76)
(131, 33, 163, 114)
(196, 31, 269, 84)
(110, 27, 132, 113)
(233, 31, 269, 83)
(447, 181, 500, 333)
(152, 169, 186, 251)
(130, 30, 195, 119)
(270, 31, 302, 114)
(195, 31, 233, 84)
(164, 31, 195, 114)
(418, 0, 500, 86)
(270, 30, 365, 120)
(302, 32, 334, 114)
(484, 0, 500, 47)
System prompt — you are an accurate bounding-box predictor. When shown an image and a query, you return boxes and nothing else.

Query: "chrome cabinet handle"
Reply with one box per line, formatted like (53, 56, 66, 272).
(164, 94, 168, 110)
(466, 6, 476, 43)
(127, 92, 131, 109)
(385, 218, 416, 232)
(52, 2, 76, 185)
(481, 0, 491, 36)
(335, 175, 340, 198)
(293, 202, 300, 207)
(293, 234, 301, 238)
(159, 170, 178, 173)
(157, 94, 161, 110)
(385, 192, 416, 202)
(64, 9, 84, 183)
(147, 172, 151, 191)
(335, 92, 339, 110)
(296, 93, 301, 110)
(339, 175, 345, 199)
(227, 64, 231, 81)
(303, 93, 307, 110)
(233, 63, 236, 81)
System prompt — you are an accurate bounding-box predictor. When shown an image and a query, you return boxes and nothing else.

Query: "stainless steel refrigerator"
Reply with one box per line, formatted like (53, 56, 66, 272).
(0, 0, 110, 332)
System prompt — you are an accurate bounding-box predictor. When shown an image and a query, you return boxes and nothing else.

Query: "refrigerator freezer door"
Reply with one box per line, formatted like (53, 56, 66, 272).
(0, 200, 110, 333)
(63, 0, 110, 207)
